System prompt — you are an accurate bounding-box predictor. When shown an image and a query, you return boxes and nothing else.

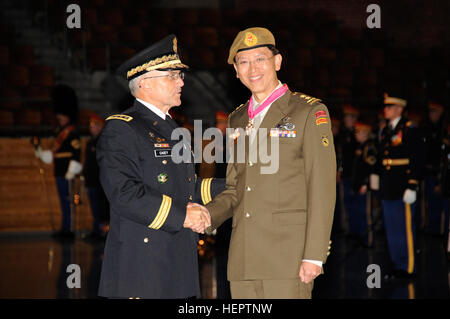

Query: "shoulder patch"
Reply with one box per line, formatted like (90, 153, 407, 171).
(106, 114, 133, 122)
(71, 139, 81, 150)
(293, 92, 322, 105)
(228, 102, 247, 118)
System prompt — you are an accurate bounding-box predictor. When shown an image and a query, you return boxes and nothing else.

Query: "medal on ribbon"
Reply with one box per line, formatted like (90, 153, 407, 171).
(247, 84, 289, 136)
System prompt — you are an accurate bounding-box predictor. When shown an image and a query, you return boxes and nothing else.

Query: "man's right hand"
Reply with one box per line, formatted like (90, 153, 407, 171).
(184, 202, 211, 234)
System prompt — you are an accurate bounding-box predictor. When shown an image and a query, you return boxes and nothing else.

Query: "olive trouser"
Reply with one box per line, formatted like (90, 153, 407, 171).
(230, 278, 313, 299)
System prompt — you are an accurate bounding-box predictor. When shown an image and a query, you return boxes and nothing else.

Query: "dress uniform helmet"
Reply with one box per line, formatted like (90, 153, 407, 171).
(51, 84, 79, 124)
(117, 34, 189, 81)
(228, 27, 279, 64)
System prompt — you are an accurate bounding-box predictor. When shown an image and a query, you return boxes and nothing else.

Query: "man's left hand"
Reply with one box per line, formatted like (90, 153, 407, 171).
(299, 261, 322, 284)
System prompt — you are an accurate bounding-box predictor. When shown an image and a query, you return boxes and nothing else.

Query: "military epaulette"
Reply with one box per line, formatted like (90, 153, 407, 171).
(405, 120, 415, 128)
(229, 102, 246, 118)
(106, 114, 133, 122)
(292, 92, 322, 105)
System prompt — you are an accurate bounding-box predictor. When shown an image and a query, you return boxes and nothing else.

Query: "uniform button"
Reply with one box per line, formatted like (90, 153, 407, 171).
(162, 160, 167, 165)
(386, 166, 391, 170)
(246, 186, 251, 191)
(245, 213, 251, 218)
(189, 195, 193, 200)
(144, 237, 149, 243)
(384, 151, 389, 155)
(188, 177, 192, 182)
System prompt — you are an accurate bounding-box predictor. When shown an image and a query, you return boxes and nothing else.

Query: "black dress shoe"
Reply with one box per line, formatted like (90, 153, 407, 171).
(384, 269, 416, 281)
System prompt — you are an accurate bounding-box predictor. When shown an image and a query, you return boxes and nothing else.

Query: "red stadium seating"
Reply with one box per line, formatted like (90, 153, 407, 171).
(195, 27, 219, 48)
(30, 65, 54, 88)
(0, 45, 9, 66)
(13, 45, 34, 66)
(93, 25, 118, 44)
(0, 110, 14, 127)
(0, 88, 22, 110)
(7, 65, 30, 88)
(103, 9, 124, 27)
(15, 108, 42, 126)
(198, 9, 222, 28)
(120, 26, 144, 46)
(315, 48, 336, 66)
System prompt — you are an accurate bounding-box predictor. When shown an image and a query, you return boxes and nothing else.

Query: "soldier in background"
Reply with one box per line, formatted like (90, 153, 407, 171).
(373, 93, 425, 280)
(347, 122, 377, 247)
(441, 123, 450, 257)
(422, 101, 448, 236)
(82, 114, 109, 239)
(336, 105, 359, 234)
(331, 118, 345, 236)
(35, 84, 83, 239)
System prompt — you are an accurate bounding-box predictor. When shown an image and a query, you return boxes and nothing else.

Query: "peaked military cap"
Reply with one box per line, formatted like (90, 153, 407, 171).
(383, 92, 407, 107)
(117, 34, 189, 81)
(228, 27, 278, 64)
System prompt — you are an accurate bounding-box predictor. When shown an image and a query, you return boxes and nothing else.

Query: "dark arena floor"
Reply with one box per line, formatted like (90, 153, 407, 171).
(0, 229, 448, 299)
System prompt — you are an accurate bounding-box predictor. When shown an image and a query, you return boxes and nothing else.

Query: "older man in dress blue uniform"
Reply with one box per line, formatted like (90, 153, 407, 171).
(96, 34, 225, 298)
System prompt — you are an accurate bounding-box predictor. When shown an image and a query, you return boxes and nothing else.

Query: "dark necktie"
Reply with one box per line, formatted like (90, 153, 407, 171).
(165, 116, 179, 129)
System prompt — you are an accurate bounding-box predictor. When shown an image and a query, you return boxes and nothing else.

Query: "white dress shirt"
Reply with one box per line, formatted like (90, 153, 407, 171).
(390, 116, 401, 130)
(136, 98, 171, 120)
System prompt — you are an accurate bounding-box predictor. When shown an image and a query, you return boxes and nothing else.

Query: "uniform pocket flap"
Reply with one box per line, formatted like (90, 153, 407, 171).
(272, 209, 307, 225)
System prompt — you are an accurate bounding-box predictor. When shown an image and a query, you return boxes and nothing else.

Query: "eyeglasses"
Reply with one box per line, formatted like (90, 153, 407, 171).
(235, 55, 275, 68)
(143, 72, 185, 81)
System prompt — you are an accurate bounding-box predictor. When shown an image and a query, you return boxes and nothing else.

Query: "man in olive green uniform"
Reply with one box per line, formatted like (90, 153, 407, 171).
(205, 27, 336, 299)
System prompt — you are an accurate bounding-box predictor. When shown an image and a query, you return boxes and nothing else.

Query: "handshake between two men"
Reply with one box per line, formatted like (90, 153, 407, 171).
(183, 202, 211, 234)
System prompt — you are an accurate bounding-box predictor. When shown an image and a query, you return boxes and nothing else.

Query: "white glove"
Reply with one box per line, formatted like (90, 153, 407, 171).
(403, 189, 417, 204)
(41, 150, 53, 164)
(35, 146, 53, 164)
(65, 160, 83, 180)
(370, 174, 380, 191)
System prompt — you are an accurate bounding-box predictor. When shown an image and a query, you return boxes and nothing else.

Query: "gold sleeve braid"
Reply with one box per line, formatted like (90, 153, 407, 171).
(148, 195, 172, 229)
(201, 178, 213, 205)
